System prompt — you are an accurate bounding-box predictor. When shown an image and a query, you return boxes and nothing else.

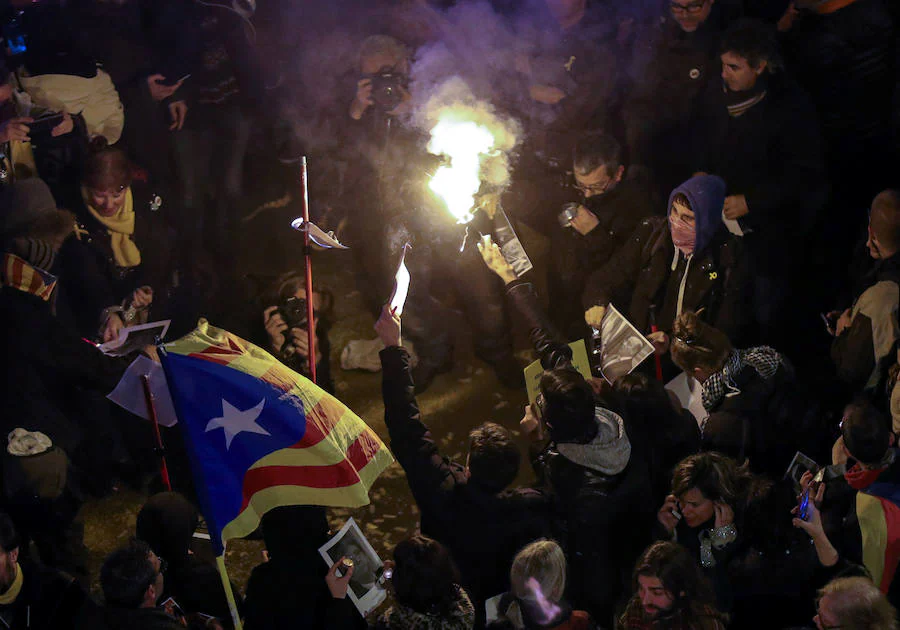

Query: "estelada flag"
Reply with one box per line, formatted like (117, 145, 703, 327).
(159, 319, 394, 554)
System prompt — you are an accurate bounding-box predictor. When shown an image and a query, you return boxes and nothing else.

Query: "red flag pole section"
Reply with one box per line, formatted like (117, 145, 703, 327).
(300, 156, 318, 383)
(140, 374, 172, 491)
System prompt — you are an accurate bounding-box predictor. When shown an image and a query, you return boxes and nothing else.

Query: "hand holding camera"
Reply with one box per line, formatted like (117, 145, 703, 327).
(350, 78, 375, 120)
(559, 203, 600, 236)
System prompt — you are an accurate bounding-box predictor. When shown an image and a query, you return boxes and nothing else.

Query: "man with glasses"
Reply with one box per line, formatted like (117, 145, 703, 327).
(830, 190, 900, 393)
(95, 539, 183, 629)
(548, 131, 654, 339)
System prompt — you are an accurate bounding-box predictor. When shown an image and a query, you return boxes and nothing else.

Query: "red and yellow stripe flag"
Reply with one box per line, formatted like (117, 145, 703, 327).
(160, 319, 394, 553)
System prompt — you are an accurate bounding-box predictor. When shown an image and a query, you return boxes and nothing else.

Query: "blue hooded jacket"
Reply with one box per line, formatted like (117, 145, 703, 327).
(667, 175, 727, 256)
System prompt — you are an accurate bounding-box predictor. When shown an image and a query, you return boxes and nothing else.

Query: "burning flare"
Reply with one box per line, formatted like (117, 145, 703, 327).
(427, 114, 496, 224)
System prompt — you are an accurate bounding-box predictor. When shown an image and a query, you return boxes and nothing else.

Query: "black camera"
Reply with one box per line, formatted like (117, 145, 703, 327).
(369, 72, 406, 112)
(279, 296, 308, 331)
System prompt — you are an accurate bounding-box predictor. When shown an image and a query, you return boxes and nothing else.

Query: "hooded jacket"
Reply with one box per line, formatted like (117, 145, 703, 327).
(502, 279, 655, 624)
(583, 175, 750, 342)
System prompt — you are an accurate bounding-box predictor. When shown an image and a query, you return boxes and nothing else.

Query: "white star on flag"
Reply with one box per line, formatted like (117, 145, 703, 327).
(205, 398, 270, 450)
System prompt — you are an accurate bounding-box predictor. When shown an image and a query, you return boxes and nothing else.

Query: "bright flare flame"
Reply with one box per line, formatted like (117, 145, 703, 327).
(427, 117, 495, 224)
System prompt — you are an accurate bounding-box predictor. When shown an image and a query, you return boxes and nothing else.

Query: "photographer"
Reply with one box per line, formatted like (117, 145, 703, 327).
(348, 35, 411, 122)
(548, 131, 654, 340)
(339, 33, 522, 392)
(259, 271, 334, 393)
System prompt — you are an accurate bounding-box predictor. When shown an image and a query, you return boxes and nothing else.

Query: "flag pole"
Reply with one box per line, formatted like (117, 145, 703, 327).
(215, 555, 244, 630)
(300, 156, 318, 383)
(140, 374, 173, 491)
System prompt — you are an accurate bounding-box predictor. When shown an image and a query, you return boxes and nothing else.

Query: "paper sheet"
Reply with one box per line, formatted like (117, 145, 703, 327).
(665, 372, 708, 427)
(722, 211, 744, 237)
(318, 518, 387, 616)
(389, 243, 411, 316)
(107, 355, 178, 427)
(597, 304, 654, 384)
(524, 339, 592, 406)
(98, 320, 170, 357)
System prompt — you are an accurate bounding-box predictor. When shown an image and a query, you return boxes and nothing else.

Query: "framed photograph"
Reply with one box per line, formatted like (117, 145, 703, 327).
(318, 518, 387, 616)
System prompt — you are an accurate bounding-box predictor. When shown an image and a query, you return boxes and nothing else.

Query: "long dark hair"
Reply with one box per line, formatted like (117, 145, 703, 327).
(632, 541, 726, 626)
(391, 535, 462, 616)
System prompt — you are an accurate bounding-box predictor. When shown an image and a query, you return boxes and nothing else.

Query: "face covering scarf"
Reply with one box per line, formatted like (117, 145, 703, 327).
(669, 213, 696, 257)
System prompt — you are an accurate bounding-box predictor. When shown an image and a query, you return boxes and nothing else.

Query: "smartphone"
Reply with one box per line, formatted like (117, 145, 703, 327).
(160, 74, 191, 86)
(820, 312, 835, 335)
(27, 112, 65, 136)
(799, 486, 811, 521)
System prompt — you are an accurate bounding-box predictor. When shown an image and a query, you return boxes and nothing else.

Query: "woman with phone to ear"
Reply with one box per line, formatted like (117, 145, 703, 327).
(657, 452, 828, 629)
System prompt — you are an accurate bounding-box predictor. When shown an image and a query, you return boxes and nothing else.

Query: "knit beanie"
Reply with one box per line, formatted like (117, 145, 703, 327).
(0, 178, 58, 237)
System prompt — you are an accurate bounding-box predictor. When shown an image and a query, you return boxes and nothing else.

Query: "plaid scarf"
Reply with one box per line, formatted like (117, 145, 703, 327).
(701, 347, 782, 412)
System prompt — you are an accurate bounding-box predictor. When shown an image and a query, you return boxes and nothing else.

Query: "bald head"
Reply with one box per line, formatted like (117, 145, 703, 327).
(867, 190, 900, 260)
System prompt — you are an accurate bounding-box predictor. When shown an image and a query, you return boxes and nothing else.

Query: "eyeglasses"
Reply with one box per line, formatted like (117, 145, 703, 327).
(670, 0, 708, 14)
(157, 556, 168, 576)
(572, 176, 613, 196)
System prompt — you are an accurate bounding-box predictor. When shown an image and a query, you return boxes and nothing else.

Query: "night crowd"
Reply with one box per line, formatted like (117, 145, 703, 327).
(0, 0, 899, 628)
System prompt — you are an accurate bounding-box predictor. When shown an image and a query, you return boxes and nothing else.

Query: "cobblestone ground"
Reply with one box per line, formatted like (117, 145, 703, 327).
(83, 218, 549, 615)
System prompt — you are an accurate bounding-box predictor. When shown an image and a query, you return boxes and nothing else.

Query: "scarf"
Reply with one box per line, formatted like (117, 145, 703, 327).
(0, 252, 57, 301)
(669, 214, 696, 257)
(700, 347, 782, 412)
(80, 186, 141, 268)
(378, 586, 475, 630)
(0, 564, 23, 605)
(809, 0, 859, 14)
(724, 74, 768, 118)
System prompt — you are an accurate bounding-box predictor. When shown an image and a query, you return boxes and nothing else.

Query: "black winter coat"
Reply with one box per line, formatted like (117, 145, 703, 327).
(57, 183, 174, 339)
(582, 217, 750, 341)
(0, 558, 95, 629)
(694, 75, 826, 274)
(0, 283, 129, 453)
(699, 360, 824, 479)
(380, 346, 557, 622)
(781, 0, 895, 152)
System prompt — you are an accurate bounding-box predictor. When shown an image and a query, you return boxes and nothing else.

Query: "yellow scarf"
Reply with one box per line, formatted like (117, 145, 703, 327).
(0, 563, 23, 605)
(80, 186, 141, 268)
